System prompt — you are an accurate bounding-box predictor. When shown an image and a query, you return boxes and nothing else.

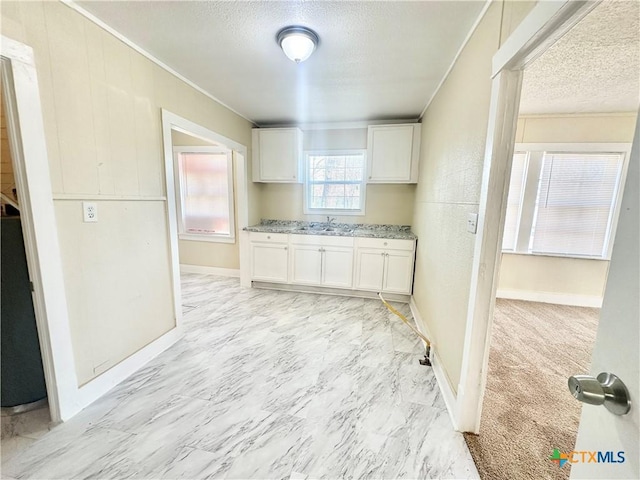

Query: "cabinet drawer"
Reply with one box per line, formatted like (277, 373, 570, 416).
(355, 237, 415, 251)
(290, 234, 354, 247)
(249, 232, 288, 243)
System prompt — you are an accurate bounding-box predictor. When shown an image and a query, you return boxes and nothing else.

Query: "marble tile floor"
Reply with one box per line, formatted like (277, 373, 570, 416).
(1, 273, 479, 479)
(1, 406, 51, 471)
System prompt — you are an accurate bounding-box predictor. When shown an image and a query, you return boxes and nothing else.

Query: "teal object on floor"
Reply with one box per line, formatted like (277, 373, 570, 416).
(1, 216, 47, 408)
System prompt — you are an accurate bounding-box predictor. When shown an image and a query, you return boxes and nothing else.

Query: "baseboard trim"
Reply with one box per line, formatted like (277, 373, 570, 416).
(252, 281, 411, 303)
(76, 327, 180, 414)
(180, 264, 240, 278)
(409, 297, 459, 430)
(496, 288, 602, 308)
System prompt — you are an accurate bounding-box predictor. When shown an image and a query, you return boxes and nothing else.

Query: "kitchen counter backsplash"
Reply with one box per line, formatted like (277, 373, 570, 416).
(244, 219, 417, 240)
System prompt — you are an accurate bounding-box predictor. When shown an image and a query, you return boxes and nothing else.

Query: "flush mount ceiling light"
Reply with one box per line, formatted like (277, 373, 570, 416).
(277, 26, 319, 63)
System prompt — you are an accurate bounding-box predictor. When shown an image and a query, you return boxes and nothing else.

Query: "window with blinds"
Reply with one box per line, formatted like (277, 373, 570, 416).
(529, 153, 623, 257)
(502, 145, 627, 259)
(502, 152, 529, 251)
(175, 148, 235, 241)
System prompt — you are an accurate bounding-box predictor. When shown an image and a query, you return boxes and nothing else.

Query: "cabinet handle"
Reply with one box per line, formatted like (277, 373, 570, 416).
(267, 235, 271, 240)
(381, 252, 385, 257)
(319, 248, 323, 252)
(386, 253, 389, 257)
(384, 242, 388, 246)
(284, 246, 288, 250)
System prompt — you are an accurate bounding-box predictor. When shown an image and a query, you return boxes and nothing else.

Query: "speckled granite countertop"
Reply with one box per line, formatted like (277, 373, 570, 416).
(244, 219, 417, 240)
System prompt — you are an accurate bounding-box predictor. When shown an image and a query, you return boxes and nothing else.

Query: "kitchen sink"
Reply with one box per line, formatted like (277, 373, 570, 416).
(295, 225, 353, 233)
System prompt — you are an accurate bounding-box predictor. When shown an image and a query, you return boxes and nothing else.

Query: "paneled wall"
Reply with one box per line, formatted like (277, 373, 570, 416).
(1, 1, 253, 385)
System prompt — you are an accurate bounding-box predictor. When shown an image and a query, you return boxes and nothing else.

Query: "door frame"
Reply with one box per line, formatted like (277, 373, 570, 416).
(160, 109, 250, 303)
(1, 36, 197, 424)
(456, 0, 601, 433)
(1, 37, 77, 423)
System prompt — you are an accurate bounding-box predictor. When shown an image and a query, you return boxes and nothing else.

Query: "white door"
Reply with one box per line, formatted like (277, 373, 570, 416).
(291, 245, 322, 285)
(571, 122, 638, 479)
(355, 249, 385, 291)
(251, 243, 288, 283)
(322, 247, 353, 288)
(383, 250, 414, 294)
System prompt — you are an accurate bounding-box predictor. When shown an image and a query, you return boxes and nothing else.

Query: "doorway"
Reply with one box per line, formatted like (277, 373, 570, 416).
(460, 1, 639, 478)
(0, 58, 52, 463)
(160, 110, 250, 324)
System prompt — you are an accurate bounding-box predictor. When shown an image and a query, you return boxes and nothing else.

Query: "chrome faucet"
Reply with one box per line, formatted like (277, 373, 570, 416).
(326, 216, 336, 226)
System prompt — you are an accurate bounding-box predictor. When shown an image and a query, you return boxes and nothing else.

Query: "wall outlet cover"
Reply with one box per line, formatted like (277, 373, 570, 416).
(83, 202, 98, 223)
(467, 213, 478, 234)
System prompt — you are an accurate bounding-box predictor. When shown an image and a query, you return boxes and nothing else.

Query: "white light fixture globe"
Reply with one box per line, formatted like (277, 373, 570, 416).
(277, 26, 319, 63)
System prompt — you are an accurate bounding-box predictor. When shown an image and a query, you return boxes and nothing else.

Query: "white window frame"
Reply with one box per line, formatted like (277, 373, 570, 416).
(303, 149, 367, 216)
(173, 146, 235, 243)
(504, 142, 632, 260)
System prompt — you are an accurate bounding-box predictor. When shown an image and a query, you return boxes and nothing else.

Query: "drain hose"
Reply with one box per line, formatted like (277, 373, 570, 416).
(377, 292, 432, 349)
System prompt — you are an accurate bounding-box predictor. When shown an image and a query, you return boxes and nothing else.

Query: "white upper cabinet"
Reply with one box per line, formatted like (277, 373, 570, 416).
(367, 123, 421, 183)
(252, 128, 303, 182)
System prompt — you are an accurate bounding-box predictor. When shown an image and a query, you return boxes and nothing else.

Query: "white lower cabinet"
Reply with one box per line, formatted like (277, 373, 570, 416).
(322, 247, 353, 288)
(354, 238, 415, 294)
(382, 250, 415, 293)
(250, 232, 414, 294)
(291, 245, 322, 285)
(290, 236, 354, 288)
(250, 232, 289, 283)
(354, 249, 385, 291)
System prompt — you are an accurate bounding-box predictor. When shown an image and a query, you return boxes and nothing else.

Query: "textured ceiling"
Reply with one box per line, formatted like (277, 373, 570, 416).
(520, 0, 640, 115)
(75, 0, 485, 125)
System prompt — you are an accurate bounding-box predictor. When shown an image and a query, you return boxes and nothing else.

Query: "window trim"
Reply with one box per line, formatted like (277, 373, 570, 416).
(303, 149, 367, 216)
(173, 146, 235, 244)
(503, 142, 632, 260)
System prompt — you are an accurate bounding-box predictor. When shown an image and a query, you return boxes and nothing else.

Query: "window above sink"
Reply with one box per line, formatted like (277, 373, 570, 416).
(303, 150, 367, 216)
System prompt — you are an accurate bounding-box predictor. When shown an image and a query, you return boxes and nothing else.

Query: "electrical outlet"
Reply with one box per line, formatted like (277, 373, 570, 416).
(467, 213, 478, 234)
(83, 202, 98, 223)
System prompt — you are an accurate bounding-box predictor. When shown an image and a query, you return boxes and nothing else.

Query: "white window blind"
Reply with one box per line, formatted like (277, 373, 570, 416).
(305, 151, 366, 213)
(179, 151, 232, 236)
(502, 152, 528, 251)
(529, 152, 623, 257)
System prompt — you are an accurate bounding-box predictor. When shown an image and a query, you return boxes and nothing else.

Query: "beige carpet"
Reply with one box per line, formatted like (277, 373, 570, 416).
(464, 299, 599, 480)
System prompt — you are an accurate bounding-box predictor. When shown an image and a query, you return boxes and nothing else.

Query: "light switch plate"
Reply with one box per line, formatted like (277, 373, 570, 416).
(467, 213, 478, 234)
(83, 202, 98, 223)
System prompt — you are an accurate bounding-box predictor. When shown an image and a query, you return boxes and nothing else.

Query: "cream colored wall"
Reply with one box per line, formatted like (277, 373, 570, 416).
(258, 128, 416, 225)
(1, 1, 253, 385)
(499, 113, 637, 302)
(514, 113, 637, 143)
(411, 0, 537, 394)
(170, 130, 241, 269)
(171, 130, 216, 147)
(499, 254, 610, 298)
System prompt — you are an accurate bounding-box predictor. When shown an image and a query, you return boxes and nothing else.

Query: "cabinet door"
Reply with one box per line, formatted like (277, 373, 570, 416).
(367, 124, 419, 183)
(291, 245, 322, 285)
(383, 250, 415, 294)
(322, 247, 353, 288)
(354, 249, 385, 291)
(251, 243, 288, 283)
(255, 128, 301, 182)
